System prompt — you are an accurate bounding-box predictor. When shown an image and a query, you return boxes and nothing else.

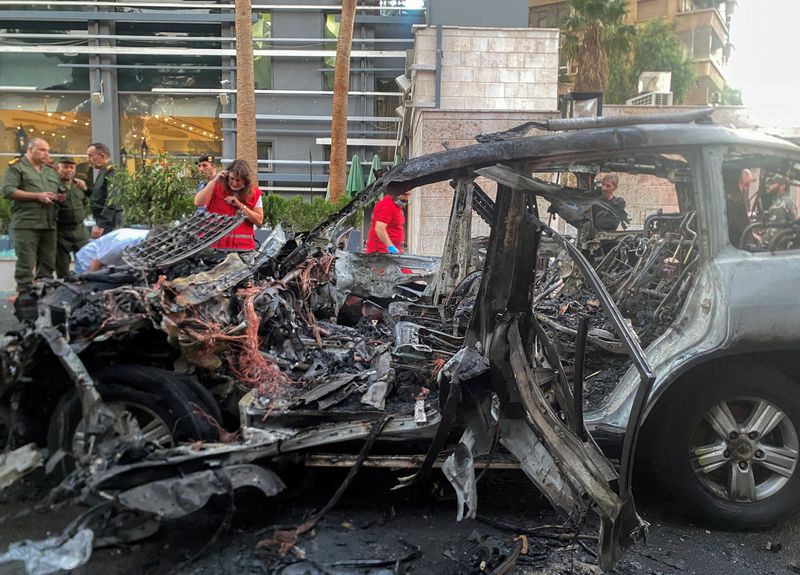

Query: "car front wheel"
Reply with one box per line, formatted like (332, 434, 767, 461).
(643, 364, 800, 529)
(48, 365, 223, 474)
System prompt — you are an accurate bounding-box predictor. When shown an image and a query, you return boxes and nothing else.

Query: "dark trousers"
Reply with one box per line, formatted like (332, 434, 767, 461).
(56, 223, 89, 277)
(13, 227, 57, 292)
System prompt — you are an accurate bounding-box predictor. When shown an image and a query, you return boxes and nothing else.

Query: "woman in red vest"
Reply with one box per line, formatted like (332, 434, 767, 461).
(194, 159, 264, 251)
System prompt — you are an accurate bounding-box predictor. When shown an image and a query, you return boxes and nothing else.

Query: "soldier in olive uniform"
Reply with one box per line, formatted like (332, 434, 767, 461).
(78, 142, 121, 238)
(1, 138, 60, 293)
(55, 157, 90, 277)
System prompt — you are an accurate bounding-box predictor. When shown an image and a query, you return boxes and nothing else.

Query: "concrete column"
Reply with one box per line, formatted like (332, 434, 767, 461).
(222, 22, 237, 163)
(89, 19, 120, 161)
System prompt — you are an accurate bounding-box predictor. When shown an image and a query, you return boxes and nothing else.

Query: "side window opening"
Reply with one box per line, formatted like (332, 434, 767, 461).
(723, 153, 800, 252)
(517, 152, 697, 346)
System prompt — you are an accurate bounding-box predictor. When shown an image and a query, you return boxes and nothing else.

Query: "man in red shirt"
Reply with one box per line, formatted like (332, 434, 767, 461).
(365, 190, 411, 254)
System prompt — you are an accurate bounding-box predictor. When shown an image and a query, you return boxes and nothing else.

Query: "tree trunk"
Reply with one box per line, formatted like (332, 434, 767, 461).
(235, 0, 258, 178)
(574, 26, 608, 93)
(328, 0, 356, 203)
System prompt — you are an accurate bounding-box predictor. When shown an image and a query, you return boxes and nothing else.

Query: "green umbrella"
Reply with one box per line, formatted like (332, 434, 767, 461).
(366, 153, 383, 186)
(345, 154, 365, 198)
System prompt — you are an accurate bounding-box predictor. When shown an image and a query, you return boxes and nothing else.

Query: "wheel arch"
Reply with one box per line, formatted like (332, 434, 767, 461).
(642, 346, 800, 429)
(635, 347, 800, 528)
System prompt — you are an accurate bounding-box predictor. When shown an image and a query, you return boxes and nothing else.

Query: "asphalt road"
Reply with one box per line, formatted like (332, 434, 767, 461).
(0, 301, 799, 575)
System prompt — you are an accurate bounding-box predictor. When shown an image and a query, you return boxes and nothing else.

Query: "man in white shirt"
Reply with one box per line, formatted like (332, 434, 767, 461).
(75, 228, 149, 273)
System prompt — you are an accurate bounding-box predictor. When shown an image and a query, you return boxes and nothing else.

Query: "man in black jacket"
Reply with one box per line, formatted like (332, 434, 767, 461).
(593, 173, 627, 231)
(79, 142, 121, 238)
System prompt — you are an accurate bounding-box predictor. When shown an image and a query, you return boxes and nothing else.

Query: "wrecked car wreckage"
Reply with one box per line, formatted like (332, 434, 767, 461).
(4, 108, 800, 572)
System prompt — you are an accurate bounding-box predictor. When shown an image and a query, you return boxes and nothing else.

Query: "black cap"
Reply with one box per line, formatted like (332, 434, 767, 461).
(197, 155, 215, 165)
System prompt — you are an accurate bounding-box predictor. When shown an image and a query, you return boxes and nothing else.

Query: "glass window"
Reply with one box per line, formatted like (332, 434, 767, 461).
(257, 141, 273, 173)
(0, 4, 92, 11)
(0, 93, 92, 173)
(322, 13, 339, 91)
(0, 25, 90, 90)
(115, 23, 224, 91)
(116, 54, 224, 91)
(374, 77, 402, 161)
(254, 12, 272, 90)
(118, 94, 222, 161)
(116, 4, 221, 14)
(723, 152, 800, 252)
(0, 53, 90, 90)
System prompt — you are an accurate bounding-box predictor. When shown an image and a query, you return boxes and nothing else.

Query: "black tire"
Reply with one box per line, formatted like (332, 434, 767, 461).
(48, 365, 222, 472)
(641, 363, 800, 529)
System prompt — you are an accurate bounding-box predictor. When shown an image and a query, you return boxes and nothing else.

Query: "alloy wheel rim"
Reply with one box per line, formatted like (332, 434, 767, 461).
(72, 401, 175, 456)
(690, 396, 799, 502)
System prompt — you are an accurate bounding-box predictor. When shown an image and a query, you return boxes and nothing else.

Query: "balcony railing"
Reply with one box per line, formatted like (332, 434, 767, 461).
(674, 7, 729, 44)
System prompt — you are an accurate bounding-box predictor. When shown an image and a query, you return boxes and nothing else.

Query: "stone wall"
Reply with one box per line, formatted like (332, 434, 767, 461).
(405, 25, 561, 255)
(407, 111, 558, 255)
(410, 26, 560, 112)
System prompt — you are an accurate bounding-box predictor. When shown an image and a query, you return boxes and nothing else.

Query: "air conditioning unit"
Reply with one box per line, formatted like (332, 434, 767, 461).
(626, 92, 674, 107)
(638, 71, 672, 94)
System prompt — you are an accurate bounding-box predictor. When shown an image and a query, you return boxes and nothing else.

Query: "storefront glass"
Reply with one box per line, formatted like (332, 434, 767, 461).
(118, 94, 222, 164)
(0, 93, 93, 176)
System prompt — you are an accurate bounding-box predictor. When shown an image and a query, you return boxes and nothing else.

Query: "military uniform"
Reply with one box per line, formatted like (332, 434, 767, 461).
(2, 157, 60, 291)
(77, 161, 122, 233)
(55, 167, 90, 278)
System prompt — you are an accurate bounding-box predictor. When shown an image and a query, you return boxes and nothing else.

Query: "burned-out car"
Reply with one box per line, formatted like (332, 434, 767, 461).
(2, 109, 800, 571)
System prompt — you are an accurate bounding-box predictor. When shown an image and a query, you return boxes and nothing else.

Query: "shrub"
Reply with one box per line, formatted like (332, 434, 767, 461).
(107, 154, 197, 226)
(264, 194, 355, 232)
(0, 196, 11, 235)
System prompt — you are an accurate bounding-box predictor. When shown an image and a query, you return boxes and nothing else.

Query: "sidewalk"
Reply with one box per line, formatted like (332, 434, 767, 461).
(0, 255, 15, 293)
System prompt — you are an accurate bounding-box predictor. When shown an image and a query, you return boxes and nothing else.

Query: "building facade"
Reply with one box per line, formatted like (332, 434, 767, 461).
(403, 22, 560, 254)
(0, 0, 421, 197)
(528, 0, 736, 105)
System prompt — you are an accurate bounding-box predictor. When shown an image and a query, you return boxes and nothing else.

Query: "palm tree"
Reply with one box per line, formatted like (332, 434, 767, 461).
(328, 0, 356, 203)
(235, 0, 258, 175)
(561, 0, 635, 93)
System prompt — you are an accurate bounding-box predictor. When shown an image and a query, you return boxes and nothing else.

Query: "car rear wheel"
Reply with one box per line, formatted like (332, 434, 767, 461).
(642, 364, 800, 529)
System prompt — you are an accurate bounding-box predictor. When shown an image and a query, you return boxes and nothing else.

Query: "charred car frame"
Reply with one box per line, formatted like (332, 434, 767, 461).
(2, 110, 800, 571)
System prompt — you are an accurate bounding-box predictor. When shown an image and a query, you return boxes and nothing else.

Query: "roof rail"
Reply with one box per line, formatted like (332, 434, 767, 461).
(536, 108, 714, 132)
(475, 108, 714, 142)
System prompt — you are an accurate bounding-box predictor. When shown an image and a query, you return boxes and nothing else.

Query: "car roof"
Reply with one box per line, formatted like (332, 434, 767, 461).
(381, 122, 800, 193)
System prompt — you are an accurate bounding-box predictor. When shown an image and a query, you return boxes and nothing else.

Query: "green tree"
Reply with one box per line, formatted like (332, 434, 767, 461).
(329, 0, 357, 203)
(607, 18, 695, 104)
(235, 0, 258, 173)
(720, 85, 743, 106)
(561, 0, 635, 93)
